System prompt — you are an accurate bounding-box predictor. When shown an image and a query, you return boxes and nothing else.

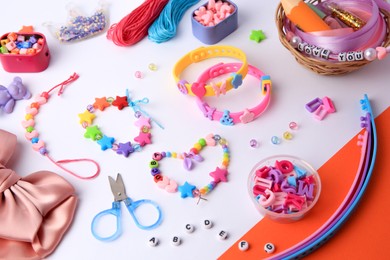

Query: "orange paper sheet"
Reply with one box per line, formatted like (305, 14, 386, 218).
(220, 107, 390, 259)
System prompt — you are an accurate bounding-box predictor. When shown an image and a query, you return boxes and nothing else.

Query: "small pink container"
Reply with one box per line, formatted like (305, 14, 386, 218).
(0, 32, 50, 73)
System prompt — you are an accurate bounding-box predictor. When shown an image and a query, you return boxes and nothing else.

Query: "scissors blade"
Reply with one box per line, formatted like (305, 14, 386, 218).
(108, 173, 128, 202)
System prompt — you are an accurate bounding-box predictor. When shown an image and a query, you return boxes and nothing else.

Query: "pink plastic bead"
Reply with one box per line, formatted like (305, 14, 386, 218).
(134, 71, 142, 79)
(289, 121, 298, 130)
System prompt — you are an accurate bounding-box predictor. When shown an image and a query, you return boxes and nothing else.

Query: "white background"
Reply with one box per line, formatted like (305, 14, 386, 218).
(0, 0, 389, 259)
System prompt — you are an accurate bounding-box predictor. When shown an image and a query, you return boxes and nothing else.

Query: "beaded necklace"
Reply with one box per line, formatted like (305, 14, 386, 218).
(22, 73, 100, 180)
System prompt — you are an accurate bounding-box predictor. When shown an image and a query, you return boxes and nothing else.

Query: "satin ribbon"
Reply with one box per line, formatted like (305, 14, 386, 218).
(285, 0, 388, 54)
(0, 129, 77, 260)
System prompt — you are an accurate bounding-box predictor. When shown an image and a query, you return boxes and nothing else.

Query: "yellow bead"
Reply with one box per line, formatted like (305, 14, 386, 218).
(142, 126, 150, 133)
(148, 63, 158, 71)
(194, 143, 202, 151)
(219, 138, 227, 146)
(283, 131, 293, 140)
(171, 152, 177, 158)
(25, 114, 33, 120)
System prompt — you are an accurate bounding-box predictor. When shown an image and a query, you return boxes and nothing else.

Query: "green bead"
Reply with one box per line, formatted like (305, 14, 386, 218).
(26, 126, 34, 133)
(198, 138, 206, 147)
(149, 160, 159, 168)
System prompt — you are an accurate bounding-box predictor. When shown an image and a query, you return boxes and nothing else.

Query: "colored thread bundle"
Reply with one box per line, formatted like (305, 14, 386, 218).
(148, 0, 200, 43)
(106, 0, 169, 46)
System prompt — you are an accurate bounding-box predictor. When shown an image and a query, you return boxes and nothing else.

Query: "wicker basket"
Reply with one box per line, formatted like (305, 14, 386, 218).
(276, 0, 390, 75)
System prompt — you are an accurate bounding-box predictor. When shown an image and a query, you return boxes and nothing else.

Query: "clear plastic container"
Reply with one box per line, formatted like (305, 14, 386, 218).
(248, 155, 321, 223)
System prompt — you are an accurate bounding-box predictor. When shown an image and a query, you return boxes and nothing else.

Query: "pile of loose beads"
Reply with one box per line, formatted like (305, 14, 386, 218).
(148, 134, 230, 201)
(250, 157, 320, 216)
(56, 9, 106, 42)
(193, 0, 235, 27)
(0, 33, 45, 54)
(78, 95, 152, 157)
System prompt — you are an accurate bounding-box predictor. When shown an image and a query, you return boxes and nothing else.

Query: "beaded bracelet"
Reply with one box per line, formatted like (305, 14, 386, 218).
(78, 90, 162, 157)
(173, 45, 248, 97)
(148, 134, 230, 202)
(22, 73, 100, 180)
(195, 62, 272, 125)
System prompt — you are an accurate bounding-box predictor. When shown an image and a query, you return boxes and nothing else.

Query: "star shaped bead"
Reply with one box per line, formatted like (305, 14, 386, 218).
(84, 126, 102, 140)
(78, 110, 96, 125)
(97, 135, 115, 150)
(134, 116, 151, 128)
(178, 181, 196, 198)
(93, 97, 110, 111)
(19, 25, 34, 33)
(209, 167, 228, 183)
(112, 96, 128, 110)
(116, 142, 135, 157)
(134, 132, 152, 146)
(250, 30, 266, 43)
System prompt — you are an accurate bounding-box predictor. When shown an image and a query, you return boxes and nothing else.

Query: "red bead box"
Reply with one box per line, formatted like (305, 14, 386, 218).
(0, 32, 50, 73)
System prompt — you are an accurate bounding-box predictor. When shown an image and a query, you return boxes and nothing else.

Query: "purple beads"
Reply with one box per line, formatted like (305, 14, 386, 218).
(250, 139, 258, 148)
(57, 10, 106, 42)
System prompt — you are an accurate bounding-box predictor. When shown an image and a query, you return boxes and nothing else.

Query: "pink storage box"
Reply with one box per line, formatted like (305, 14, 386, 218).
(0, 32, 50, 73)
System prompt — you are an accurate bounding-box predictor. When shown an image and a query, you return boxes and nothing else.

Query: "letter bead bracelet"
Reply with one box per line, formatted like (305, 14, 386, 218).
(195, 62, 272, 125)
(148, 134, 230, 202)
(173, 45, 248, 97)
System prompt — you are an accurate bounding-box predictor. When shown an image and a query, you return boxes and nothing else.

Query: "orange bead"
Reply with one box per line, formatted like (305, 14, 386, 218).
(30, 102, 40, 109)
(10, 48, 20, 54)
(26, 48, 36, 55)
(7, 32, 18, 41)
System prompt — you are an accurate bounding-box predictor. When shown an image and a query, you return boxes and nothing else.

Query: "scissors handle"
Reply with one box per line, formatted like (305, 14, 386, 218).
(91, 201, 122, 241)
(124, 198, 163, 230)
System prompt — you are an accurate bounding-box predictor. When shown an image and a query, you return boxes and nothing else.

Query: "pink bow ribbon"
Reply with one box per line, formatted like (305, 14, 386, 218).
(0, 129, 77, 260)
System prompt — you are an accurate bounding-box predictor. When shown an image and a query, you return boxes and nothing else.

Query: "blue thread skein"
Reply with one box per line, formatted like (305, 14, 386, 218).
(148, 0, 200, 43)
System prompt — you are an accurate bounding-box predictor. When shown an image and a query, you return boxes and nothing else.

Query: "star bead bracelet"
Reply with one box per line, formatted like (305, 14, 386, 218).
(148, 134, 230, 202)
(195, 62, 272, 125)
(78, 90, 162, 157)
(22, 73, 100, 180)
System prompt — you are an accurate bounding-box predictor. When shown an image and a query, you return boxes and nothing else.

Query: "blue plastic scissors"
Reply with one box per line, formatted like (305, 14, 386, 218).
(91, 173, 163, 241)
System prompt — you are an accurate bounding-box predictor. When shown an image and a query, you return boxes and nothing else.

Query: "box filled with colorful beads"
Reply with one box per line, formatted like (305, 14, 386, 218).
(0, 32, 50, 73)
(248, 155, 321, 223)
(191, 0, 238, 44)
(276, 0, 390, 75)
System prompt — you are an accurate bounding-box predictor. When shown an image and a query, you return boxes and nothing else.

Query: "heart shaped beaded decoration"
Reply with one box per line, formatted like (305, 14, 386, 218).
(148, 134, 230, 202)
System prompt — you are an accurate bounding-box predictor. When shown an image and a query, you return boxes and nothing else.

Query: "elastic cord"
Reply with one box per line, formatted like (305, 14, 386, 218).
(46, 155, 100, 180)
(107, 0, 169, 46)
(148, 0, 199, 43)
